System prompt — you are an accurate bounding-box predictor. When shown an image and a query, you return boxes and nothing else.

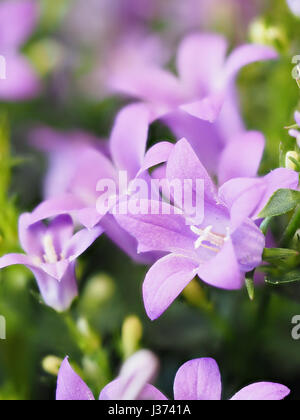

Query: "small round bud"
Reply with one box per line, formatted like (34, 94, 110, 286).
(121, 315, 143, 359)
(285, 151, 299, 170)
(42, 356, 63, 376)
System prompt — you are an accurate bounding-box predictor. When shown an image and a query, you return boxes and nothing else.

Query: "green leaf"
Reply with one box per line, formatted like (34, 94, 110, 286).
(262, 248, 300, 267)
(265, 270, 300, 285)
(258, 189, 300, 218)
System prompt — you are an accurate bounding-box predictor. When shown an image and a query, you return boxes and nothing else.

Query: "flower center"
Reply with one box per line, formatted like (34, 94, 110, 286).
(42, 234, 58, 264)
(190, 225, 230, 253)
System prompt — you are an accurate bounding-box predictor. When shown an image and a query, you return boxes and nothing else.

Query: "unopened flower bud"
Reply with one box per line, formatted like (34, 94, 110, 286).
(81, 274, 115, 311)
(249, 19, 287, 51)
(121, 315, 143, 359)
(42, 356, 63, 376)
(285, 151, 299, 170)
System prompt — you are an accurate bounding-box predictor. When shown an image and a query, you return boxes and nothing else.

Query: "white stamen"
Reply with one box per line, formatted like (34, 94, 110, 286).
(192, 225, 213, 249)
(42, 234, 58, 264)
(191, 225, 230, 251)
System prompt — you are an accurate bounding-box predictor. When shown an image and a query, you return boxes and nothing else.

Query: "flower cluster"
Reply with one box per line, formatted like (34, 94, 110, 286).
(56, 351, 290, 401)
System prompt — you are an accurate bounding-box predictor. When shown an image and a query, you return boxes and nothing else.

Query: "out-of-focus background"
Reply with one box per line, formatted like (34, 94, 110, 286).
(0, 0, 300, 400)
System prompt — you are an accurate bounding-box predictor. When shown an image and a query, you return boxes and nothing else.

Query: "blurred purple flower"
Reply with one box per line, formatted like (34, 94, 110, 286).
(56, 350, 162, 400)
(156, 0, 263, 42)
(30, 126, 109, 199)
(0, 214, 102, 311)
(0, 0, 40, 100)
(30, 104, 167, 263)
(109, 32, 277, 123)
(114, 139, 298, 320)
(287, 0, 300, 17)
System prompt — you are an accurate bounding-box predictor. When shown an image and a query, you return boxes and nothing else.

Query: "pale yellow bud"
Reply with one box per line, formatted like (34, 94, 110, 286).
(81, 274, 115, 311)
(42, 356, 63, 376)
(121, 315, 143, 359)
(285, 151, 299, 170)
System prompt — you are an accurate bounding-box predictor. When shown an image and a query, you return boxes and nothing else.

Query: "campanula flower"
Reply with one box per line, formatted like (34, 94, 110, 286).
(29, 104, 169, 263)
(114, 139, 298, 320)
(109, 32, 277, 123)
(0, 214, 102, 311)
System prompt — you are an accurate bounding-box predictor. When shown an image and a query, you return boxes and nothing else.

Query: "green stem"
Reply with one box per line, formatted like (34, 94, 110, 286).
(260, 217, 272, 235)
(281, 205, 300, 247)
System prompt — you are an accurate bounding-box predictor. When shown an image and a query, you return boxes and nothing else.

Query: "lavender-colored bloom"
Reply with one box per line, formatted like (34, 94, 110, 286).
(30, 126, 109, 199)
(287, 0, 300, 17)
(30, 104, 167, 263)
(110, 32, 277, 124)
(56, 350, 163, 401)
(107, 32, 276, 179)
(30, 103, 151, 227)
(0, 214, 102, 312)
(0, 0, 40, 100)
(114, 139, 298, 320)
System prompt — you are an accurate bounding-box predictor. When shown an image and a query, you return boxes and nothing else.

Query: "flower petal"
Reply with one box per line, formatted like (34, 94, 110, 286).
(219, 178, 267, 231)
(110, 63, 185, 110)
(30, 194, 86, 225)
(287, 0, 300, 17)
(100, 381, 167, 401)
(218, 131, 265, 184)
(19, 213, 47, 257)
(231, 219, 265, 273)
(174, 358, 222, 401)
(114, 201, 194, 255)
(164, 111, 224, 176)
(56, 357, 95, 400)
(221, 44, 278, 88)
(143, 254, 199, 320)
(166, 138, 218, 205)
(0, 253, 34, 270)
(75, 208, 102, 229)
(100, 350, 161, 400)
(47, 215, 74, 256)
(198, 239, 243, 290)
(0, 0, 37, 49)
(64, 225, 104, 261)
(219, 168, 299, 227)
(0, 53, 40, 101)
(176, 33, 227, 96)
(110, 103, 150, 178)
(138, 385, 168, 401)
(137, 141, 174, 177)
(179, 92, 224, 123)
(230, 382, 290, 400)
(101, 213, 159, 264)
(32, 262, 78, 312)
